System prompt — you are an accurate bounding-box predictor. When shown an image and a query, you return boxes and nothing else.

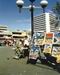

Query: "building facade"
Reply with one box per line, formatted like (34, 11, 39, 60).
(34, 13, 56, 33)
(0, 26, 12, 40)
(0, 26, 13, 46)
(0, 26, 30, 45)
(12, 31, 28, 41)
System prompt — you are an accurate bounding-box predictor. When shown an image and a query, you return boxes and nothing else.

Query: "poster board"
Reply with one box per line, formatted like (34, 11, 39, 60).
(33, 32, 45, 45)
(45, 33, 54, 44)
(43, 44, 52, 54)
(52, 44, 60, 58)
(54, 32, 60, 44)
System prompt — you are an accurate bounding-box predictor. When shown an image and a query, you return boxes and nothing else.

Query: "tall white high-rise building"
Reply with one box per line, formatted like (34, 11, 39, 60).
(34, 13, 56, 33)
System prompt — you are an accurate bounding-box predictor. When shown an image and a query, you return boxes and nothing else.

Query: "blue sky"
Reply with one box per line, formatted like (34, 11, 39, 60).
(0, 0, 59, 31)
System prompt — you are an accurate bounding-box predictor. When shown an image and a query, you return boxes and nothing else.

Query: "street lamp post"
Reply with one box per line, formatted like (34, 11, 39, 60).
(30, 4, 34, 38)
(29, 0, 35, 38)
(40, 0, 48, 13)
(16, 0, 48, 38)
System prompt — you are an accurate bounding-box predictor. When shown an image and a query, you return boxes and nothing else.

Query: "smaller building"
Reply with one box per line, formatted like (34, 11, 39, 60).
(0, 26, 31, 46)
(12, 31, 28, 41)
(0, 25, 12, 46)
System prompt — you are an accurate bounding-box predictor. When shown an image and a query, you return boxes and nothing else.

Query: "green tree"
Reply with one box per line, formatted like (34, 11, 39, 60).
(52, 1, 60, 15)
(52, 1, 60, 28)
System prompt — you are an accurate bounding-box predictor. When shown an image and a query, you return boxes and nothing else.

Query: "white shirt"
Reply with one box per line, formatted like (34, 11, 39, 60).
(24, 39, 29, 46)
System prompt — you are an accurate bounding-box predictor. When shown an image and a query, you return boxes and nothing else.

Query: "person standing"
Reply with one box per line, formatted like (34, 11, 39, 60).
(23, 36, 29, 57)
(14, 39, 23, 59)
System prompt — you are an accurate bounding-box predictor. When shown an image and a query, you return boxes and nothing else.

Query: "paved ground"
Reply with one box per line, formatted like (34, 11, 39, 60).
(0, 46, 60, 75)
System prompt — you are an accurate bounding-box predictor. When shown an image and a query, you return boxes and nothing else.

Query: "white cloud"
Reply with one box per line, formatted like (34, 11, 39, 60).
(16, 19, 30, 23)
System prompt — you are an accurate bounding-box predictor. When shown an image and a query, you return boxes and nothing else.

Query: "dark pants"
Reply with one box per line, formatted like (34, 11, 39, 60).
(44, 53, 56, 63)
(23, 48, 29, 57)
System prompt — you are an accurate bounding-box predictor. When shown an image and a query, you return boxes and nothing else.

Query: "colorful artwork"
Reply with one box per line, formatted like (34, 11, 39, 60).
(53, 45, 60, 52)
(52, 44, 60, 57)
(54, 32, 60, 44)
(45, 33, 53, 44)
(33, 32, 45, 45)
(43, 44, 52, 54)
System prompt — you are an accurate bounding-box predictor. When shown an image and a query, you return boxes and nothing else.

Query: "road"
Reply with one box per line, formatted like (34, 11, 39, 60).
(0, 46, 60, 75)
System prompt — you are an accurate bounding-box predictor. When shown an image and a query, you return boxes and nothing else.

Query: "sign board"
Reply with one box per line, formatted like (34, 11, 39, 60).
(54, 32, 60, 44)
(52, 44, 60, 57)
(33, 32, 45, 45)
(45, 33, 53, 44)
(43, 44, 52, 54)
